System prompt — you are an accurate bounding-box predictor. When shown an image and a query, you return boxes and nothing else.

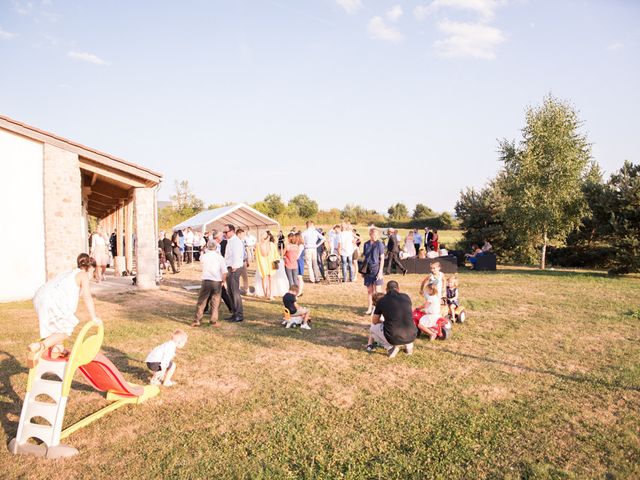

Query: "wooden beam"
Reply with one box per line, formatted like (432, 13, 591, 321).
(91, 172, 98, 186)
(79, 159, 147, 189)
(90, 181, 130, 198)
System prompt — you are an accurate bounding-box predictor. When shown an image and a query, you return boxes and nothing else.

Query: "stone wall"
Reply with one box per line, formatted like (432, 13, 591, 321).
(43, 143, 83, 279)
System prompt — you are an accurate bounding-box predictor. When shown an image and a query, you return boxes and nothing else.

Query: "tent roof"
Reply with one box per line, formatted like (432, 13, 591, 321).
(172, 203, 279, 233)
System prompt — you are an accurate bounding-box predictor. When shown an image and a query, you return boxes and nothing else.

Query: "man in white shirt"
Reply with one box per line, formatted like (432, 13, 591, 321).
(302, 220, 324, 283)
(338, 222, 355, 282)
(184, 227, 194, 263)
(224, 224, 245, 322)
(193, 240, 227, 326)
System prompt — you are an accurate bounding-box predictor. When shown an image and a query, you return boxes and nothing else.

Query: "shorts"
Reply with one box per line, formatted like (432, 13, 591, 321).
(446, 299, 459, 307)
(352, 249, 359, 260)
(363, 265, 383, 287)
(418, 315, 438, 329)
(147, 361, 173, 372)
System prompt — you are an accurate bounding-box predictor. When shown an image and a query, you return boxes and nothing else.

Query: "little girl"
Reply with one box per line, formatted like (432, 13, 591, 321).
(27, 253, 102, 368)
(366, 292, 386, 352)
(417, 283, 441, 340)
(446, 276, 459, 319)
(420, 261, 445, 301)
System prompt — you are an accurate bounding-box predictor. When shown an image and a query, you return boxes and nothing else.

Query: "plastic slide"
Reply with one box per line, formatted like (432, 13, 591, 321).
(78, 353, 145, 397)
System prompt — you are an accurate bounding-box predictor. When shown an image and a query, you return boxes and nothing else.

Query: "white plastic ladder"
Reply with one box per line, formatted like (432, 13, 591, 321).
(13, 357, 70, 450)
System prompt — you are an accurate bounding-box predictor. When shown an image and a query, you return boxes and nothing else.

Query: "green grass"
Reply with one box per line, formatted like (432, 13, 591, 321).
(1, 266, 639, 479)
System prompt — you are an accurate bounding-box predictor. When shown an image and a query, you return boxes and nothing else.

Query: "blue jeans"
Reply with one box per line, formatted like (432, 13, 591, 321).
(285, 268, 298, 287)
(341, 254, 354, 282)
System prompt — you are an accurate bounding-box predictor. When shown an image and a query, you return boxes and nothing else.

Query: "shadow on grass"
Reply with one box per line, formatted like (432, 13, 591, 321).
(0, 350, 26, 442)
(441, 348, 640, 392)
(487, 267, 610, 279)
(100, 345, 151, 384)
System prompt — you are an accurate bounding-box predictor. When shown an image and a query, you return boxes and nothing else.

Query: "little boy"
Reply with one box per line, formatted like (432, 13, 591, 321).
(366, 292, 386, 352)
(145, 329, 188, 386)
(282, 285, 311, 329)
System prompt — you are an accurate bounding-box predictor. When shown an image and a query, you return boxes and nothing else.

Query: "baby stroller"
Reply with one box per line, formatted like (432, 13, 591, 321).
(412, 308, 452, 340)
(325, 253, 340, 284)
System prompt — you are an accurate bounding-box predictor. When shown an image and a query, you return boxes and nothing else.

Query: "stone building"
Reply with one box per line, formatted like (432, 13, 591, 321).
(0, 114, 162, 302)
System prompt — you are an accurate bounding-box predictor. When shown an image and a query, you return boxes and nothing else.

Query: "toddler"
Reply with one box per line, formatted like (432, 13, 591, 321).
(446, 276, 459, 319)
(366, 292, 386, 352)
(420, 261, 445, 302)
(282, 285, 311, 329)
(146, 330, 188, 386)
(417, 284, 441, 340)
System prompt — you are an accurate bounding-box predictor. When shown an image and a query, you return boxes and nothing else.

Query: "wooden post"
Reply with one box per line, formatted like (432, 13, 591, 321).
(116, 203, 124, 257)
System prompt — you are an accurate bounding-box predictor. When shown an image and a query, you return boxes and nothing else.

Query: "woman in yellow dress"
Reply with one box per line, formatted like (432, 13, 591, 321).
(255, 231, 280, 300)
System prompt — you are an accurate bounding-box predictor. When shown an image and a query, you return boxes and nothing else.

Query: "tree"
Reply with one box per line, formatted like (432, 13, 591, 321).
(253, 194, 286, 219)
(603, 161, 640, 274)
(437, 212, 455, 229)
(412, 203, 434, 220)
(455, 174, 513, 259)
(170, 180, 204, 214)
(289, 194, 318, 219)
(501, 94, 592, 268)
(387, 202, 409, 220)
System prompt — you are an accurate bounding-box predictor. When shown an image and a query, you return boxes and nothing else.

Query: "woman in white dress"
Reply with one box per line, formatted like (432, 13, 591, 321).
(404, 231, 416, 258)
(90, 226, 109, 282)
(27, 253, 102, 367)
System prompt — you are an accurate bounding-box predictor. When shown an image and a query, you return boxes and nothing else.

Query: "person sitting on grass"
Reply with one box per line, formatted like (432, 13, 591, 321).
(445, 276, 459, 319)
(27, 253, 102, 368)
(366, 292, 386, 352)
(369, 281, 417, 358)
(282, 285, 311, 329)
(145, 329, 188, 386)
(416, 283, 442, 341)
(420, 261, 445, 302)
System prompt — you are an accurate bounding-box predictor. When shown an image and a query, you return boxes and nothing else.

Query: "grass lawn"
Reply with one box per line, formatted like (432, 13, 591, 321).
(1, 265, 639, 479)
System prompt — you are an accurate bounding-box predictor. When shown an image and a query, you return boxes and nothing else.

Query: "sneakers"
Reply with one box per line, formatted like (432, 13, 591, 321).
(300, 323, 311, 330)
(366, 344, 375, 353)
(405, 343, 414, 355)
(387, 346, 400, 358)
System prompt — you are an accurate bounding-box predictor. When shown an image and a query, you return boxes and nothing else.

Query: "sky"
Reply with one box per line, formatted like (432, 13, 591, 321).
(1, 0, 639, 214)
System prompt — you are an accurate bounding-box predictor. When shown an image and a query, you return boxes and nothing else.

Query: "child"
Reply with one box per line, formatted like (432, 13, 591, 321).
(27, 253, 101, 368)
(145, 330, 188, 386)
(420, 261, 445, 302)
(446, 276, 459, 319)
(282, 285, 311, 329)
(366, 292, 386, 352)
(417, 284, 441, 340)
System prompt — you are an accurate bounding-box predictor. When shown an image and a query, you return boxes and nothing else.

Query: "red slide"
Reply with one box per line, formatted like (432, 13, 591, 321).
(78, 353, 145, 398)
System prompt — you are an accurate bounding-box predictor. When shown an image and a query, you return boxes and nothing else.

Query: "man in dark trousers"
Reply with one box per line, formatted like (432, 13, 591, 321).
(224, 224, 245, 322)
(385, 228, 407, 275)
(205, 229, 233, 314)
(159, 231, 177, 274)
(370, 281, 417, 357)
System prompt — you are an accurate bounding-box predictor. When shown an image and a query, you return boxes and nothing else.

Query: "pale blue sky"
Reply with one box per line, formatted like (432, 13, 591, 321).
(1, 0, 638, 213)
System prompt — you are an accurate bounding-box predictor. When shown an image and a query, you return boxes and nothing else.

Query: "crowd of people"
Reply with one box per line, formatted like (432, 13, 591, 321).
(27, 222, 476, 388)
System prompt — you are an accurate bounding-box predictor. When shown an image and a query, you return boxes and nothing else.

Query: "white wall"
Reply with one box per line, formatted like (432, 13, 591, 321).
(0, 129, 46, 302)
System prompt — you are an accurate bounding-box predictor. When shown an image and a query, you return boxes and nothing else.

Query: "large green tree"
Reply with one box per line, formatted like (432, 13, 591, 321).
(500, 95, 592, 268)
(603, 161, 640, 274)
(387, 202, 409, 220)
(412, 203, 434, 220)
(289, 194, 319, 219)
(253, 194, 286, 219)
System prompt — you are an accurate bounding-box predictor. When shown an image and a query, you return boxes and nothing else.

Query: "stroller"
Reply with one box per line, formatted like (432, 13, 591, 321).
(412, 308, 452, 340)
(325, 253, 340, 284)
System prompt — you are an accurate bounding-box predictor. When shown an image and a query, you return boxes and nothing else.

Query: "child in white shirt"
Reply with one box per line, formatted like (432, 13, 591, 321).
(418, 284, 442, 340)
(145, 330, 188, 386)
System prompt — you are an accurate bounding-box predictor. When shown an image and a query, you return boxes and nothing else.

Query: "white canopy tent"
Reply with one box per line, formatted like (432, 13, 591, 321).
(172, 203, 279, 234)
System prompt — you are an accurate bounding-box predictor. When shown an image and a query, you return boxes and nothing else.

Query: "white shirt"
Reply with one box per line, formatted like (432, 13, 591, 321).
(439, 248, 448, 256)
(145, 340, 177, 370)
(246, 234, 257, 247)
(200, 250, 227, 281)
(328, 230, 340, 254)
(225, 235, 245, 269)
(421, 295, 441, 328)
(185, 231, 194, 246)
(338, 231, 354, 256)
(303, 228, 324, 249)
(427, 250, 439, 259)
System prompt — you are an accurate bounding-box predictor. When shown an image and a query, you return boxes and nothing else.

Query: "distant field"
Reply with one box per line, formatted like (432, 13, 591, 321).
(1, 266, 638, 478)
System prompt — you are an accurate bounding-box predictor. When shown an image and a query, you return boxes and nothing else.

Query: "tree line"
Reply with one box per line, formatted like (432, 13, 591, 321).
(454, 94, 639, 274)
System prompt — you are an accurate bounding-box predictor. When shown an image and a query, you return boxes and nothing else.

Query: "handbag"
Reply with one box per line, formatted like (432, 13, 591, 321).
(272, 259, 280, 270)
(358, 242, 372, 275)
